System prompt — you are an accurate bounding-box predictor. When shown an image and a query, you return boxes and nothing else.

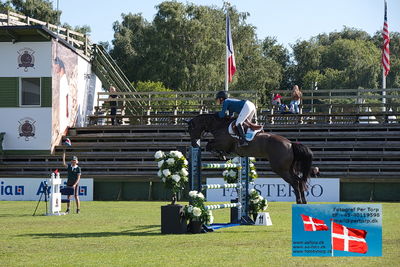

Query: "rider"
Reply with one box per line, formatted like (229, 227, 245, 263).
(215, 91, 257, 146)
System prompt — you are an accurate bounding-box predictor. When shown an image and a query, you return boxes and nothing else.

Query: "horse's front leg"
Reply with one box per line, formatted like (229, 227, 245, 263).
(206, 140, 227, 161)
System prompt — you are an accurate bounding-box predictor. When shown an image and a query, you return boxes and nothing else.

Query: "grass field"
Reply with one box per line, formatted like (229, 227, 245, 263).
(0, 201, 399, 267)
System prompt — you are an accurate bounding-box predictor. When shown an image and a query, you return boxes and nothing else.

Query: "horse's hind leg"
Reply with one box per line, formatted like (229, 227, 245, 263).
(278, 171, 307, 204)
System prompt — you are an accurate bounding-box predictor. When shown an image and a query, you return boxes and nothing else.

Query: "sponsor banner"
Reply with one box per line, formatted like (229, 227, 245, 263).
(292, 204, 382, 257)
(0, 178, 93, 201)
(206, 178, 339, 202)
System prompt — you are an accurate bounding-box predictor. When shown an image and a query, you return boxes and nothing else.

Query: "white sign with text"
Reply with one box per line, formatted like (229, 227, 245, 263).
(206, 178, 340, 202)
(0, 178, 93, 201)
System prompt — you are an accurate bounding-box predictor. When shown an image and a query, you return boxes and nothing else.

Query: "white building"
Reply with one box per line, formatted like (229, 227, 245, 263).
(0, 22, 103, 154)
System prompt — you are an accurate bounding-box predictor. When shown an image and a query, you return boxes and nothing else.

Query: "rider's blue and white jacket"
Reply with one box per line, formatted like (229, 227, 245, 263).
(217, 98, 246, 118)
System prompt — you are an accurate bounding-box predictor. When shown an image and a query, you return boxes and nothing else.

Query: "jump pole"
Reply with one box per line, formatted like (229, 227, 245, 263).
(188, 146, 253, 224)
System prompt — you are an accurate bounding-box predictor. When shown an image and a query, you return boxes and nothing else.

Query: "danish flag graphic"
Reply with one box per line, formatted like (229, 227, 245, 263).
(300, 214, 329, 231)
(332, 222, 368, 254)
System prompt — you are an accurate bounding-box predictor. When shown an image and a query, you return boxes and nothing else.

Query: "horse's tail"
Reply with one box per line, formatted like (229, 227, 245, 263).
(291, 142, 313, 191)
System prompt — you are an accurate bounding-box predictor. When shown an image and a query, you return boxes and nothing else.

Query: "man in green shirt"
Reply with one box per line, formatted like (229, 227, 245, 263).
(63, 155, 81, 214)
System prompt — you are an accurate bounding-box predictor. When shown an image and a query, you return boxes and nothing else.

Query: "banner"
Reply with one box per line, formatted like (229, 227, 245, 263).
(206, 178, 339, 202)
(292, 204, 382, 257)
(0, 178, 93, 201)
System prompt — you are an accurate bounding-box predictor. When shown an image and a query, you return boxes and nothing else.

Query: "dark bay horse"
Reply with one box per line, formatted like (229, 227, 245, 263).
(187, 114, 313, 204)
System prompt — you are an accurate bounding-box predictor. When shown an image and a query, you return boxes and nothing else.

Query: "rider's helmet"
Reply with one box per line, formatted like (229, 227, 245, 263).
(215, 91, 228, 100)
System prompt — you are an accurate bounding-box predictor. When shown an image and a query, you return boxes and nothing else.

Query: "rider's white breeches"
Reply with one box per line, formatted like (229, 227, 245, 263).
(236, 101, 256, 126)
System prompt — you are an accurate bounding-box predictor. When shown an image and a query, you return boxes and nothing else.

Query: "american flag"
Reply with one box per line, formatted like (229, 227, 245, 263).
(382, 0, 390, 76)
(226, 13, 236, 82)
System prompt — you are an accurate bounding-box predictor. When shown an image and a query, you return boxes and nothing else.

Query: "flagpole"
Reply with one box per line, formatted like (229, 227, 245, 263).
(382, 0, 386, 112)
(331, 219, 334, 257)
(225, 12, 229, 92)
(382, 69, 386, 112)
(382, 0, 389, 112)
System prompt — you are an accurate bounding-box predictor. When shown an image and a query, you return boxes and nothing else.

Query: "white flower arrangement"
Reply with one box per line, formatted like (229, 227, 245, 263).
(154, 150, 188, 200)
(184, 190, 212, 224)
(222, 157, 258, 183)
(248, 189, 268, 218)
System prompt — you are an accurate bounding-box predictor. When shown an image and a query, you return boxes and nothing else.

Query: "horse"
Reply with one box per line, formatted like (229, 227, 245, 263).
(187, 113, 313, 204)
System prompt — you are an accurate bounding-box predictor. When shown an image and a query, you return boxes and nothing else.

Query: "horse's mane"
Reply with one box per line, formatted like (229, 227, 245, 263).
(196, 113, 233, 128)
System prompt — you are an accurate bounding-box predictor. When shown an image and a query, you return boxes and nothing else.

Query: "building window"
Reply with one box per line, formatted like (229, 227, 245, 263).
(20, 78, 41, 106)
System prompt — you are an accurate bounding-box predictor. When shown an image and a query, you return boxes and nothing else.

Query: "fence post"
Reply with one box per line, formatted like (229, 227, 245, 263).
(146, 93, 151, 125)
(328, 105, 332, 124)
(7, 10, 11, 25)
(270, 108, 274, 125)
(84, 35, 89, 56)
(66, 28, 70, 43)
(173, 94, 178, 125)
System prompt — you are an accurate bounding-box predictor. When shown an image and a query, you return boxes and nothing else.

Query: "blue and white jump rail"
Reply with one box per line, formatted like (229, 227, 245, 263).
(189, 146, 253, 225)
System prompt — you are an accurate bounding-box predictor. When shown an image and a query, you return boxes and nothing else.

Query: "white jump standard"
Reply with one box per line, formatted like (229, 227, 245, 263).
(47, 172, 67, 216)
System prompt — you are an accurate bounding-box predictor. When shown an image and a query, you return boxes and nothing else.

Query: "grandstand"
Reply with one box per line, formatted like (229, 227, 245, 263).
(0, 11, 399, 202)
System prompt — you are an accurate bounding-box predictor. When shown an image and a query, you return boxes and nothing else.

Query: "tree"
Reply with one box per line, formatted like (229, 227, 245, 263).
(8, 0, 61, 24)
(110, 1, 275, 104)
(290, 27, 389, 90)
(261, 36, 290, 91)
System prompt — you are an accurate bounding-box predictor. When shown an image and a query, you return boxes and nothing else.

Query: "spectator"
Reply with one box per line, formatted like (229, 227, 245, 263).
(109, 86, 118, 125)
(271, 93, 282, 108)
(63, 154, 81, 214)
(310, 166, 320, 178)
(290, 85, 302, 114)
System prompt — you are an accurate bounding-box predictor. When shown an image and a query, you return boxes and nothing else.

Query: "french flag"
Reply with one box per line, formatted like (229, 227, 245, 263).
(226, 13, 236, 82)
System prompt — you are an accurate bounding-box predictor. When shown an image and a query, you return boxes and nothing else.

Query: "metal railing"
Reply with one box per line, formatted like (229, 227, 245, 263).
(89, 88, 400, 125)
(0, 10, 92, 59)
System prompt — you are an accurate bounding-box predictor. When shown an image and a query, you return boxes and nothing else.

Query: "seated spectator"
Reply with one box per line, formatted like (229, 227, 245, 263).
(310, 166, 320, 178)
(272, 93, 282, 107)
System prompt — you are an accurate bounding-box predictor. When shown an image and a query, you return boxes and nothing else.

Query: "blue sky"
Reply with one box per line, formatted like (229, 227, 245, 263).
(58, 0, 400, 49)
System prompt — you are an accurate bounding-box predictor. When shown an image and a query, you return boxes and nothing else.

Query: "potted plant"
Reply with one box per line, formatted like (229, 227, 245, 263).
(155, 150, 189, 234)
(248, 189, 268, 222)
(154, 150, 188, 205)
(184, 191, 213, 234)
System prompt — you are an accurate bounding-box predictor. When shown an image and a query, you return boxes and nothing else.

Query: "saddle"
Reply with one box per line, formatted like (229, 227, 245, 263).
(228, 119, 263, 142)
(243, 120, 263, 131)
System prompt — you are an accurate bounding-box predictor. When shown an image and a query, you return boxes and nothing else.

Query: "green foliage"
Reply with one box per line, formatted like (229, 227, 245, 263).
(61, 22, 91, 35)
(110, 2, 273, 104)
(291, 27, 399, 89)
(109, 3, 400, 103)
(8, 0, 61, 24)
(134, 80, 194, 110)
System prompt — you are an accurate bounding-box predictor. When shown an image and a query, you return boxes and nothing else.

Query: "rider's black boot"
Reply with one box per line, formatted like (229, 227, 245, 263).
(236, 124, 248, 146)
